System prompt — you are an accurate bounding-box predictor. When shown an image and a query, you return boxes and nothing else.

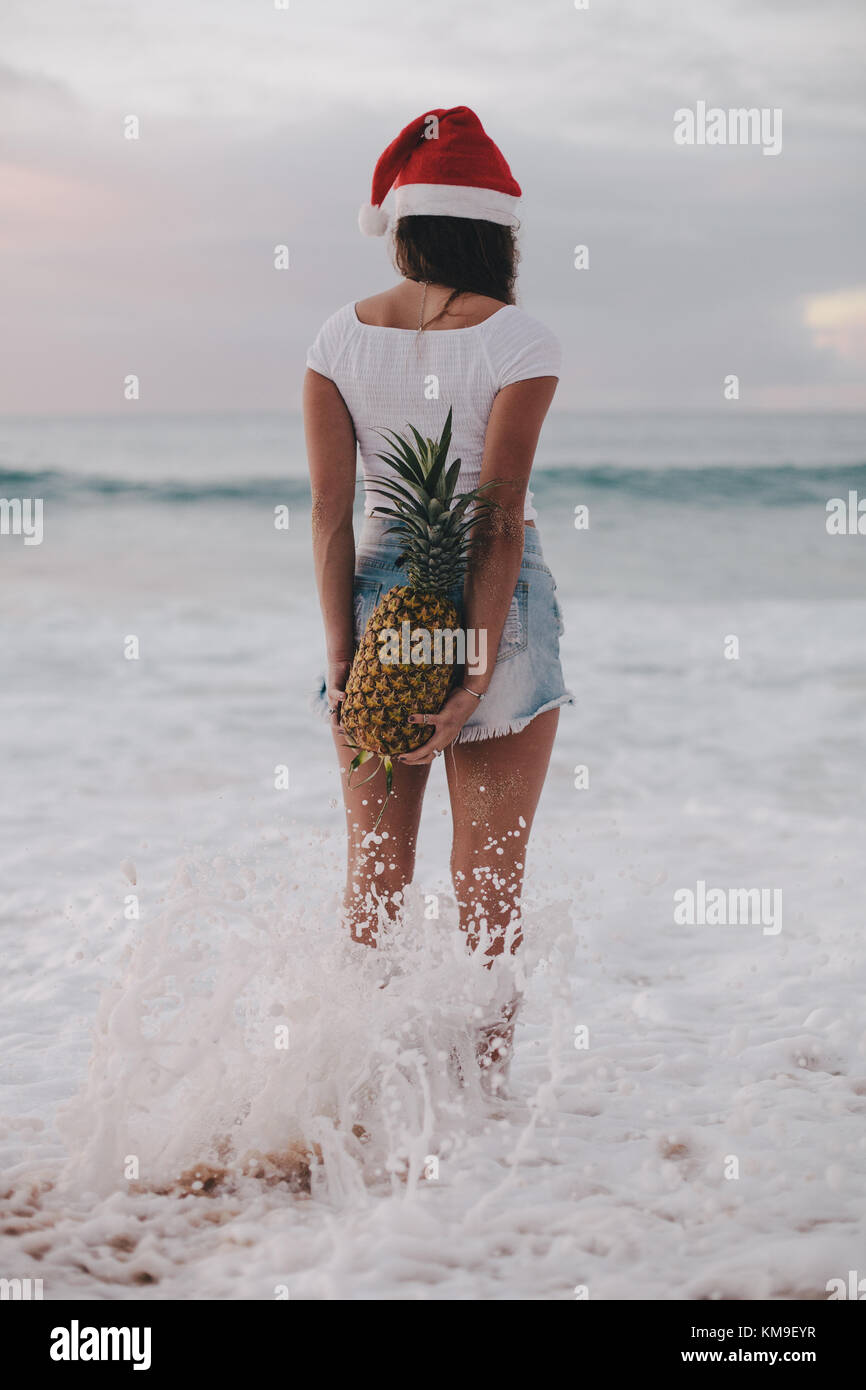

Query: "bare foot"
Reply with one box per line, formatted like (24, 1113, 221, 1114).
(476, 995, 522, 1092)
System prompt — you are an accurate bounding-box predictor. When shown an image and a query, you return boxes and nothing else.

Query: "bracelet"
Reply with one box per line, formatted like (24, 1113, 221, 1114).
(460, 686, 486, 702)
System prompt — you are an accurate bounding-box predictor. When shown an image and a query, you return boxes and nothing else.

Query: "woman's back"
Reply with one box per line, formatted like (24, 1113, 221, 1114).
(305, 293, 561, 521)
(354, 285, 505, 331)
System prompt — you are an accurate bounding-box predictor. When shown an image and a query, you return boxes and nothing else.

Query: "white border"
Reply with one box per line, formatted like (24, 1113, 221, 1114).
(393, 182, 520, 226)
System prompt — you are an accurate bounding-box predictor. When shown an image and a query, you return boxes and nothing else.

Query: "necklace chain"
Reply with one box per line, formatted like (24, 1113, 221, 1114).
(417, 280, 429, 335)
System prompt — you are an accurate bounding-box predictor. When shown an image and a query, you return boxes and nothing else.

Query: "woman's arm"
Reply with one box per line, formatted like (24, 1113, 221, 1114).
(400, 374, 558, 763)
(302, 367, 358, 721)
(461, 374, 559, 691)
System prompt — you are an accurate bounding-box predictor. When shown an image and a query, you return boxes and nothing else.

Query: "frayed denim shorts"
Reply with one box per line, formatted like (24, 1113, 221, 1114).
(314, 518, 574, 743)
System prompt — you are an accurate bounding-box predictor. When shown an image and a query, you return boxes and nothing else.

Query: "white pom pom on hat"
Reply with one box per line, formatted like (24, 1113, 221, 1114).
(358, 201, 390, 237)
(358, 106, 521, 237)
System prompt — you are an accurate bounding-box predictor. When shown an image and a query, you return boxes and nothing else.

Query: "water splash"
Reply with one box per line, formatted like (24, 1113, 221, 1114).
(57, 837, 570, 1204)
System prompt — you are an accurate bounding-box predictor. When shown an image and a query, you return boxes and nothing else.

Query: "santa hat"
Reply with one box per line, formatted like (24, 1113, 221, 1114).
(358, 106, 521, 236)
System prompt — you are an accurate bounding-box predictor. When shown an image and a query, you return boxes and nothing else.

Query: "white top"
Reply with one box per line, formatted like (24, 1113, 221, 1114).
(306, 301, 561, 521)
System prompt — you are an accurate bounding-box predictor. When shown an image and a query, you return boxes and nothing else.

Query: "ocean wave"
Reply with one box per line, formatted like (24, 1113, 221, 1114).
(0, 467, 311, 504)
(1, 462, 864, 506)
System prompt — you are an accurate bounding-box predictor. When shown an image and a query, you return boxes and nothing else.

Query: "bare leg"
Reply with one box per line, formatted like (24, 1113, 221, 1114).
(446, 709, 559, 959)
(332, 726, 431, 947)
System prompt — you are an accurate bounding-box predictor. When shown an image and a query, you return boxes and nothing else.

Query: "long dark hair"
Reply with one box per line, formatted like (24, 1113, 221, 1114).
(392, 215, 519, 324)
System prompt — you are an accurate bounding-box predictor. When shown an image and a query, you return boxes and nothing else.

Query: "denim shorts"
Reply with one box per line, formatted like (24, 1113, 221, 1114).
(314, 518, 574, 743)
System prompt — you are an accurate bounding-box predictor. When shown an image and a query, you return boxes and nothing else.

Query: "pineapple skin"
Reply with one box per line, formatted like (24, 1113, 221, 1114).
(341, 585, 461, 755)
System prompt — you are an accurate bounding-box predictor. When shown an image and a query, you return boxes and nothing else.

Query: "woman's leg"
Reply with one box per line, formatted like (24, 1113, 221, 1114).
(332, 727, 431, 947)
(446, 709, 559, 958)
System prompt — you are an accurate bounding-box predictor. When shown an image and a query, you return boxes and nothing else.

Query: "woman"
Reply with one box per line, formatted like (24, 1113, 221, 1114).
(304, 107, 572, 993)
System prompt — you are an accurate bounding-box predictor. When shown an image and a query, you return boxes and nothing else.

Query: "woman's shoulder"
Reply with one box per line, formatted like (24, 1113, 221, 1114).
(305, 302, 359, 379)
(486, 303, 559, 343)
(353, 288, 402, 327)
(312, 300, 358, 338)
(483, 305, 562, 386)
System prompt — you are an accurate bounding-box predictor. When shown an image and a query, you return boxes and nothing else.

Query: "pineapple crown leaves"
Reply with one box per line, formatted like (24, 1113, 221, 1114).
(374, 406, 455, 501)
(368, 406, 499, 527)
(367, 479, 497, 531)
(366, 405, 502, 594)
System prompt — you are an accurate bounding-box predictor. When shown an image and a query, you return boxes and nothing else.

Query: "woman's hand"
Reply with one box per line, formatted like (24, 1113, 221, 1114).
(398, 688, 481, 765)
(326, 658, 352, 726)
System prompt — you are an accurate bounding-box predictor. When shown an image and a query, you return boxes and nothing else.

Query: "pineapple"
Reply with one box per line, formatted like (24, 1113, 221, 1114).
(341, 407, 496, 802)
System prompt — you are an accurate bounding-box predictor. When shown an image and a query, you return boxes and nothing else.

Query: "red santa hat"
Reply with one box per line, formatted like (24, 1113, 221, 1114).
(358, 106, 522, 236)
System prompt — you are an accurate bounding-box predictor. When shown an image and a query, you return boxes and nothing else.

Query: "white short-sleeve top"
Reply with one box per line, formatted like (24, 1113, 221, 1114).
(306, 301, 561, 522)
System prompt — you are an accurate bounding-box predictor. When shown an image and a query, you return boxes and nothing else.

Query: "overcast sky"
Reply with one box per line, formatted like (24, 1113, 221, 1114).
(2, 0, 864, 413)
